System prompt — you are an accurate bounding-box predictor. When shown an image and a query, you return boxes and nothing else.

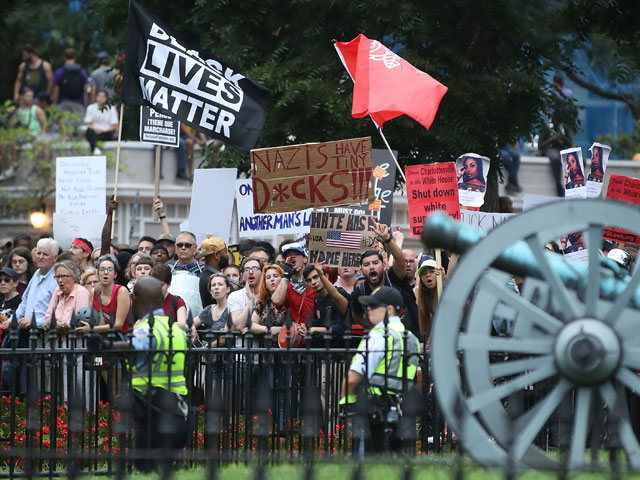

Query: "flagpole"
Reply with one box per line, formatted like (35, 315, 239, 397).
(111, 103, 125, 236)
(373, 123, 407, 184)
(332, 40, 407, 185)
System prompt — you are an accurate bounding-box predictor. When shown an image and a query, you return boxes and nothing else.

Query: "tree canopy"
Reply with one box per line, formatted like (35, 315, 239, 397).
(5, 0, 636, 208)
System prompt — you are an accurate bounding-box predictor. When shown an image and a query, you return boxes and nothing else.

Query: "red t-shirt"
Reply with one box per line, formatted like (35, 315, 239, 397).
(162, 293, 186, 320)
(92, 284, 130, 334)
(285, 283, 316, 324)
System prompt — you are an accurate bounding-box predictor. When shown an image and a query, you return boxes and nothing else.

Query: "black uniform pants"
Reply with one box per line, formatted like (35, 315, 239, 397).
(134, 388, 189, 472)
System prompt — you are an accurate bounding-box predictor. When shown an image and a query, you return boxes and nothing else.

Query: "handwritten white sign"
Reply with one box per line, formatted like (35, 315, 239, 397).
(53, 213, 106, 250)
(236, 179, 311, 238)
(55, 156, 106, 215)
(460, 209, 515, 232)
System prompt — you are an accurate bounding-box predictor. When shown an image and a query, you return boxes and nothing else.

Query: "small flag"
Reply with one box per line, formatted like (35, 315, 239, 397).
(326, 231, 362, 250)
(334, 34, 447, 130)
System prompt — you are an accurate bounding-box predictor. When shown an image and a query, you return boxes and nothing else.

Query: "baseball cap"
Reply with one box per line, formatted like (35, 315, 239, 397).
(607, 248, 633, 271)
(96, 51, 109, 61)
(417, 256, 437, 276)
(0, 268, 18, 280)
(358, 286, 404, 311)
(282, 241, 307, 257)
(150, 244, 169, 256)
(200, 237, 226, 256)
(156, 233, 176, 244)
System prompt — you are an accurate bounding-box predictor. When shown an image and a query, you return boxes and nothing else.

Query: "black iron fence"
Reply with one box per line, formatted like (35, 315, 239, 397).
(0, 322, 449, 477)
(0, 322, 611, 477)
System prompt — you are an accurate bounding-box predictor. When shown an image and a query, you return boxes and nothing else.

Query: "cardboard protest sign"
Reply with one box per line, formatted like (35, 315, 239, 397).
(460, 209, 515, 232)
(188, 168, 237, 245)
(55, 156, 106, 215)
(561, 147, 586, 199)
(236, 179, 311, 237)
(405, 163, 460, 237)
(323, 149, 396, 225)
(251, 137, 374, 213)
(586, 142, 610, 198)
(603, 174, 640, 245)
(455, 153, 489, 207)
(53, 213, 106, 250)
(308, 211, 378, 267)
(139, 106, 180, 147)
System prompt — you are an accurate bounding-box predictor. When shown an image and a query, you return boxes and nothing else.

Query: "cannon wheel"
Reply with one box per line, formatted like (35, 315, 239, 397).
(431, 199, 640, 470)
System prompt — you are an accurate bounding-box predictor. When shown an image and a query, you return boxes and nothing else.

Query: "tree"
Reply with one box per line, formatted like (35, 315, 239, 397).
(561, 0, 640, 120)
(0, 1, 123, 102)
(95, 0, 585, 210)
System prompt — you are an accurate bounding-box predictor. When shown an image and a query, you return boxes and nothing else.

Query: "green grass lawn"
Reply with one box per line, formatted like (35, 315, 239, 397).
(80, 459, 640, 480)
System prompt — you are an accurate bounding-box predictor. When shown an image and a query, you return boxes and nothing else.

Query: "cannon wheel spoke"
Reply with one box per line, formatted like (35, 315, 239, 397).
(466, 361, 556, 414)
(599, 382, 640, 470)
(584, 225, 602, 318)
(489, 355, 552, 378)
(604, 262, 640, 326)
(568, 386, 594, 470)
(525, 233, 581, 320)
(483, 270, 563, 334)
(510, 379, 572, 462)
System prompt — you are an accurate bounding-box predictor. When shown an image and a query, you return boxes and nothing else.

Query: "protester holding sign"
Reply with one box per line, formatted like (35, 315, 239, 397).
(349, 220, 420, 338)
(303, 263, 349, 347)
(587, 142, 610, 198)
(414, 256, 446, 342)
(456, 153, 490, 207)
(271, 241, 316, 325)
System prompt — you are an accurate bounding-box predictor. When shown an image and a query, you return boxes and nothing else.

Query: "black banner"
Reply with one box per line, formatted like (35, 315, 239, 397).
(123, 0, 270, 151)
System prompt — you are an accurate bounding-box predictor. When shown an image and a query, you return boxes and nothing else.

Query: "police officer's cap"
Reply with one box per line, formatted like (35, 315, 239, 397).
(358, 286, 403, 311)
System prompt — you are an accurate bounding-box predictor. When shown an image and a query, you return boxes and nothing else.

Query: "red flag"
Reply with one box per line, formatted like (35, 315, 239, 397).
(334, 34, 447, 130)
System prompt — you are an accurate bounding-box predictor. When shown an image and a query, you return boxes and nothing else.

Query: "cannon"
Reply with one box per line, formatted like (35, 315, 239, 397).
(421, 199, 640, 470)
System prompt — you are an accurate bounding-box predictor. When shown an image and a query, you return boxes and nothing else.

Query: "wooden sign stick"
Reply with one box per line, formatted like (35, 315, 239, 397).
(153, 145, 161, 221)
(435, 248, 443, 299)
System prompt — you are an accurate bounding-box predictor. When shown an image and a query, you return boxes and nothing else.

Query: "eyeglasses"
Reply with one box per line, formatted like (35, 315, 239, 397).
(0, 277, 15, 283)
(54, 274, 71, 280)
(244, 266, 261, 273)
(99, 267, 115, 273)
(176, 243, 194, 249)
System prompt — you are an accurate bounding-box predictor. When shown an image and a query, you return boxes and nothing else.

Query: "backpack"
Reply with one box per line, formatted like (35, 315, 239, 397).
(60, 64, 85, 99)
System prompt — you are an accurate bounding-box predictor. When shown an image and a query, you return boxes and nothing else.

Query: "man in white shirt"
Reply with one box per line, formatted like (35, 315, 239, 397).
(227, 256, 263, 332)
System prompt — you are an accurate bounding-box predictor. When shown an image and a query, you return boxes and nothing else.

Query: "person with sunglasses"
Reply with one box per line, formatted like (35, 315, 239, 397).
(168, 231, 204, 318)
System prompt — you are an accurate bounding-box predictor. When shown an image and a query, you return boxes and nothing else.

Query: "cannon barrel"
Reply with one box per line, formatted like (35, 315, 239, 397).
(422, 212, 640, 307)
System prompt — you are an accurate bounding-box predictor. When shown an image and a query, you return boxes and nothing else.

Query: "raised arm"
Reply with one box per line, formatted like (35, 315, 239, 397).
(153, 196, 172, 235)
(372, 219, 405, 279)
(315, 262, 348, 315)
(271, 263, 294, 307)
(100, 196, 118, 256)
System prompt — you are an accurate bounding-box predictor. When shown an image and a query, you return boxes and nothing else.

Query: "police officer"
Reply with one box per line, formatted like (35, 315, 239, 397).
(339, 286, 420, 454)
(130, 276, 189, 471)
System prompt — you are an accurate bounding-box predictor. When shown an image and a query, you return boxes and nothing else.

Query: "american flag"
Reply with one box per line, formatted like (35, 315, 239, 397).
(326, 230, 362, 250)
